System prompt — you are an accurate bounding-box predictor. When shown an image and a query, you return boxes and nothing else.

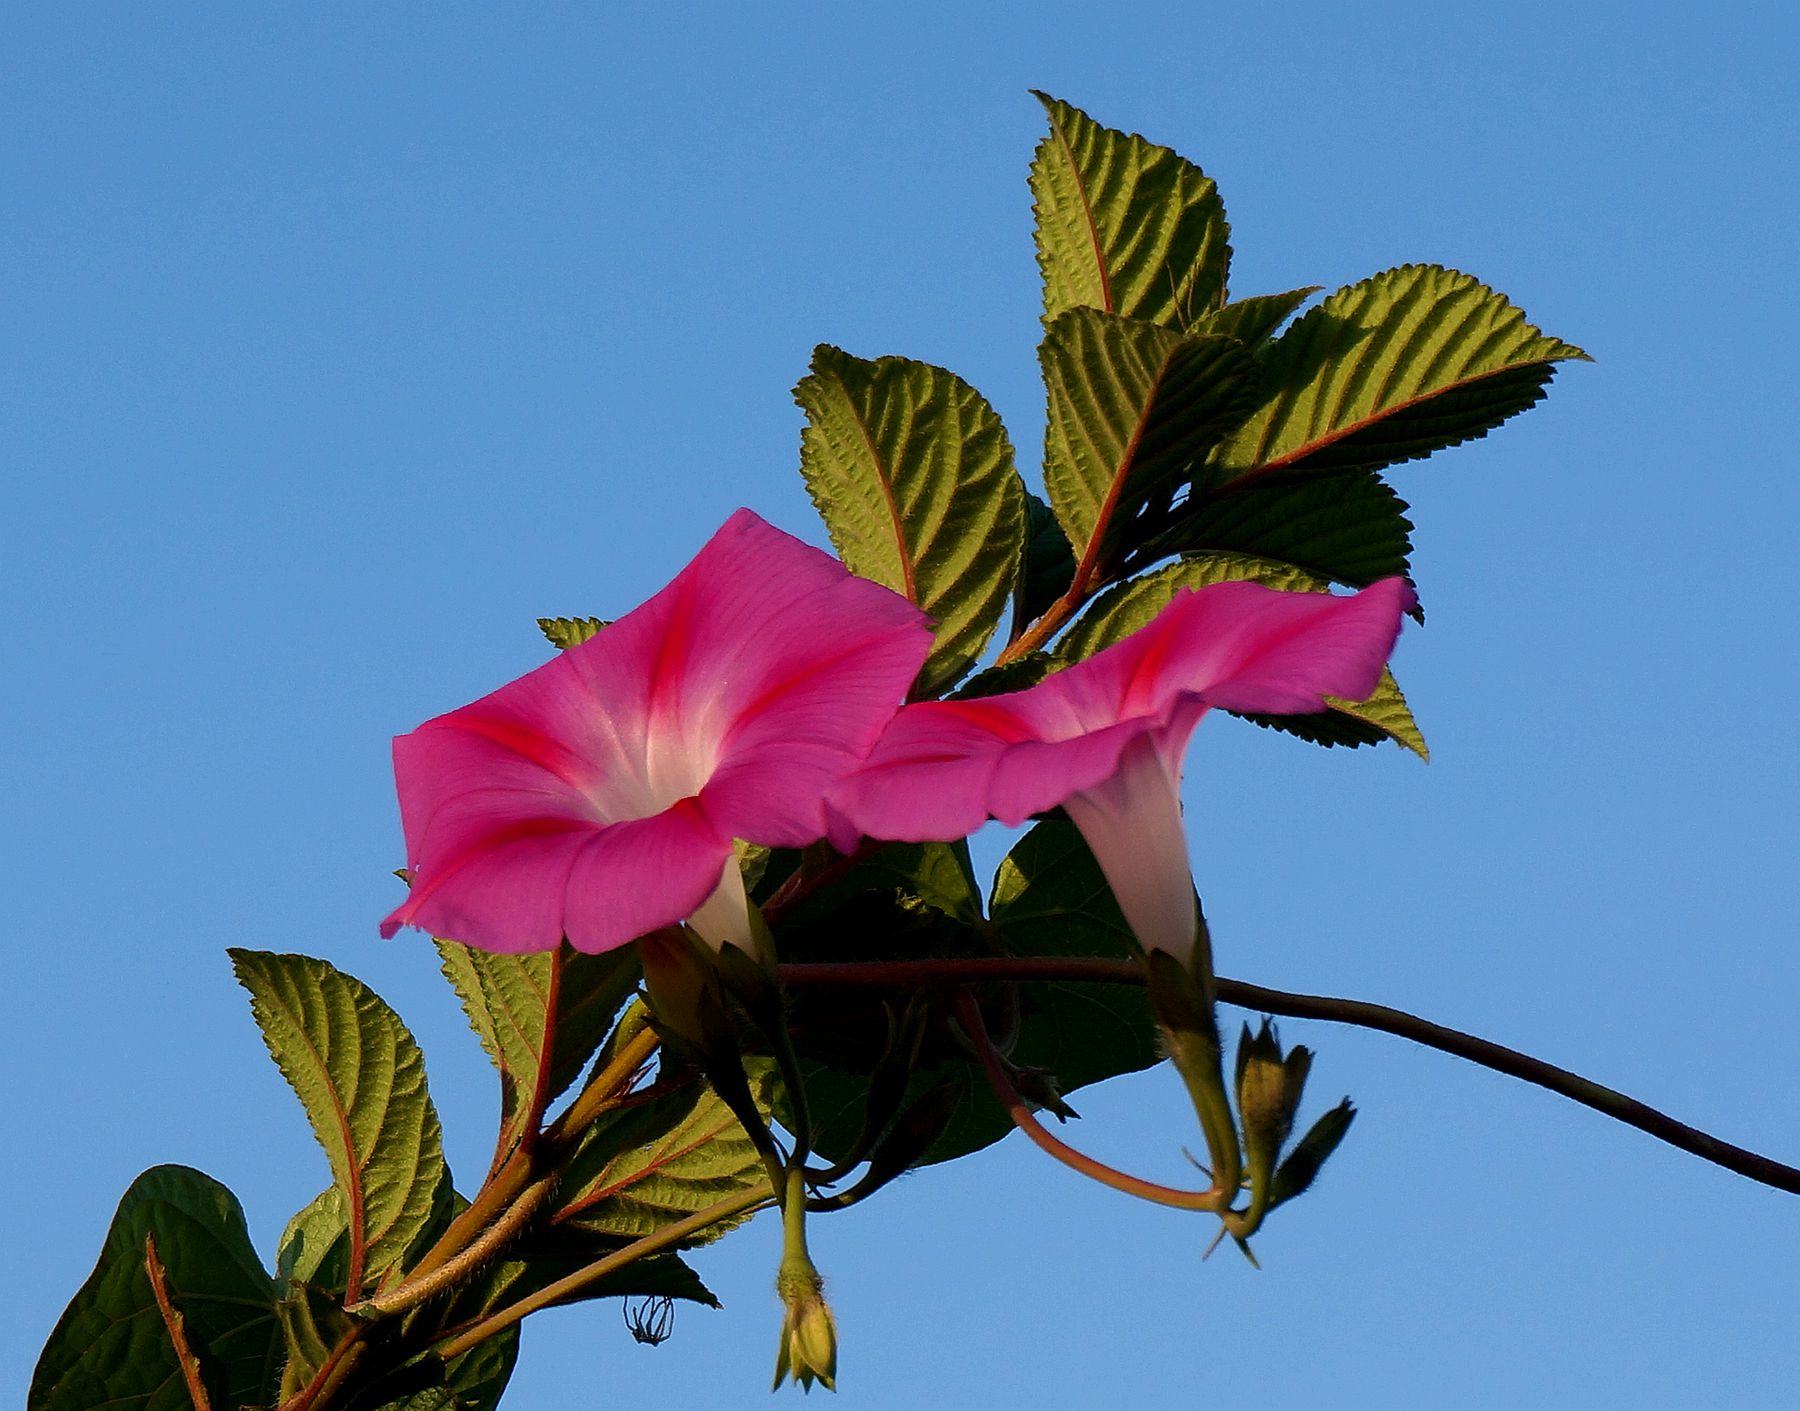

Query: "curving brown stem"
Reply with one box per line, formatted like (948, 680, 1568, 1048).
(953, 991, 1226, 1211)
(783, 956, 1800, 1197)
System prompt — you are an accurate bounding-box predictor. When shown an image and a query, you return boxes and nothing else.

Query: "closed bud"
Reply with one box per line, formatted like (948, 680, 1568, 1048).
(773, 1257, 838, 1393)
(1234, 1021, 1314, 1232)
(1269, 1097, 1357, 1212)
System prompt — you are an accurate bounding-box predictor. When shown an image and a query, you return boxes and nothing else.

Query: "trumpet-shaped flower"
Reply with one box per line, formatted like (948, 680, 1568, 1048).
(832, 578, 1417, 964)
(382, 509, 933, 955)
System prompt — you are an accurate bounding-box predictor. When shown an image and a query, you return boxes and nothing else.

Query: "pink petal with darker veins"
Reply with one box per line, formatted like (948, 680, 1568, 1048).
(385, 508, 933, 955)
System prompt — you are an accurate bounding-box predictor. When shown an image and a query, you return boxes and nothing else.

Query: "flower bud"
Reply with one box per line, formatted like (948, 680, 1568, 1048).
(773, 1256, 838, 1393)
(1234, 1020, 1313, 1231)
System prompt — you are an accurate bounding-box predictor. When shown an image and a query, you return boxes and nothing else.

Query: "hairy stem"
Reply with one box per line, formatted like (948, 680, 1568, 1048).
(433, 1183, 776, 1359)
(144, 1236, 213, 1411)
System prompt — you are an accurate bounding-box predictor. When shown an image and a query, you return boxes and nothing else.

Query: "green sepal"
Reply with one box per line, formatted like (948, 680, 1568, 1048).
(1269, 1097, 1358, 1210)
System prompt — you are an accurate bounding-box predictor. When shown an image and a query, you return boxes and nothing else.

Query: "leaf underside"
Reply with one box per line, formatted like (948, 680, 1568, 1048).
(230, 949, 450, 1293)
(797, 345, 1026, 697)
(1031, 91, 1232, 327)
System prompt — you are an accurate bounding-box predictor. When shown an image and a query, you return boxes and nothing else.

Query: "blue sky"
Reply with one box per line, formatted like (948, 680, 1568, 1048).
(7, 4, 1799, 1407)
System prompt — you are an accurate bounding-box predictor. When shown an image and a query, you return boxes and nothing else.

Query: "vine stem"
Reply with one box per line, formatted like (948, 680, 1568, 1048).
(782, 957, 1800, 1197)
(952, 991, 1226, 1211)
(432, 1183, 777, 1360)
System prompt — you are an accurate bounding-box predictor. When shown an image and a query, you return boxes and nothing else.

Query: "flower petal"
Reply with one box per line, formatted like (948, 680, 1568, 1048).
(1060, 730, 1200, 961)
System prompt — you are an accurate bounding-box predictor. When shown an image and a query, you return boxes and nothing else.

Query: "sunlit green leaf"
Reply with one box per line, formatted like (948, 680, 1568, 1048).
(552, 1074, 774, 1245)
(1041, 307, 1260, 591)
(1188, 287, 1319, 347)
(796, 345, 1026, 696)
(435, 942, 639, 1159)
(1209, 264, 1588, 485)
(537, 616, 607, 649)
(1031, 92, 1231, 327)
(230, 950, 450, 1295)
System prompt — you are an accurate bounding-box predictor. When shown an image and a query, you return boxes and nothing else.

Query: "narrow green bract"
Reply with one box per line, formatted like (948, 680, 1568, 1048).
(796, 345, 1025, 697)
(1030, 91, 1231, 327)
(229, 950, 450, 1294)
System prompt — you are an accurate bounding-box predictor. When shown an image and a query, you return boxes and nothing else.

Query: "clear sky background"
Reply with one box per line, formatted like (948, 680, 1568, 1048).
(7, 5, 1799, 1408)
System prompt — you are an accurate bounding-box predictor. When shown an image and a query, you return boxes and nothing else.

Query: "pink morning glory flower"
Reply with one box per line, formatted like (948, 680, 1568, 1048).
(382, 509, 934, 955)
(832, 577, 1417, 965)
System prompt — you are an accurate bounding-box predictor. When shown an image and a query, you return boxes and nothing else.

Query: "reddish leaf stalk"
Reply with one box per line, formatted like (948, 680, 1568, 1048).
(144, 1236, 213, 1411)
(953, 991, 1226, 1211)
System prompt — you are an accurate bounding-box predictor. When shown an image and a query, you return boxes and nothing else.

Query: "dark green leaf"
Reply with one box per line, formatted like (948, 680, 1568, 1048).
(1210, 264, 1588, 484)
(537, 617, 607, 649)
(949, 652, 1057, 701)
(230, 950, 450, 1295)
(30, 1166, 281, 1411)
(1030, 92, 1231, 326)
(1041, 308, 1261, 590)
(435, 942, 640, 1159)
(796, 345, 1026, 697)
(275, 1284, 354, 1403)
(1147, 469, 1416, 590)
(1014, 488, 1076, 630)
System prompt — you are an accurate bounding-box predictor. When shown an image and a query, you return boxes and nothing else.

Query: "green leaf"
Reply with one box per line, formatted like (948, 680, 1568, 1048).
(537, 616, 607, 649)
(435, 942, 640, 1158)
(1146, 469, 1416, 590)
(1041, 308, 1261, 591)
(796, 345, 1026, 697)
(553, 1075, 774, 1245)
(1058, 554, 1427, 758)
(1015, 488, 1076, 629)
(275, 1284, 355, 1403)
(1030, 92, 1231, 327)
(230, 950, 451, 1295)
(277, 1186, 350, 1291)
(1210, 264, 1589, 485)
(30, 1165, 281, 1411)
(949, 651, 1057, 701)
(1187, 287, 1320, 347)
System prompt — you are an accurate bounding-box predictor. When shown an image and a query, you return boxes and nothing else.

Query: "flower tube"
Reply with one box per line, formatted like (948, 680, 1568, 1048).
(832, 577, 1417, 966)
(382, 509, 933, 955)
